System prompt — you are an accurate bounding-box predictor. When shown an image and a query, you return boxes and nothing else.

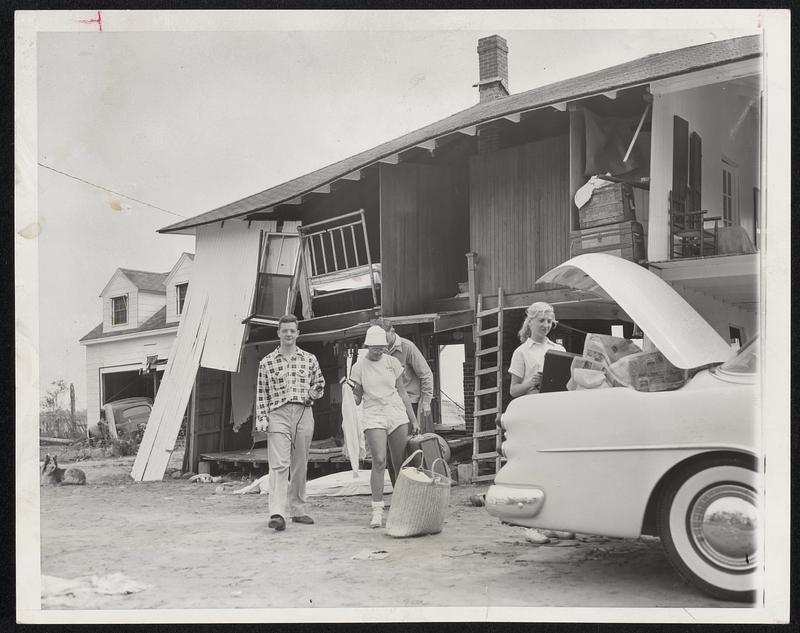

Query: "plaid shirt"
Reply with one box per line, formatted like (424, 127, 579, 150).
(256, 347, 325, 422)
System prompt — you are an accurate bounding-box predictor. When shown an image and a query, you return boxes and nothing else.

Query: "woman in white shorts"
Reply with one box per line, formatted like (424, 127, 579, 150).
(351, 325, 419, 528)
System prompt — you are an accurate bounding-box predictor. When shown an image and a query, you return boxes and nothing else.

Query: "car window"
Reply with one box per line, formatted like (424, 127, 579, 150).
(718, 337, 759, 374)
(119, 405, 151, 422)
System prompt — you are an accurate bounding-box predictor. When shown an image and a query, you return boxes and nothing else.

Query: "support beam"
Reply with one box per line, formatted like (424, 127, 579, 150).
(311, 183, 331, 195)
(601, 90, 618, 100)
(457, 125, 478, 137)
(503, 113, 521, 123)
(550, 102, 567, 112)
(282, 197, 303, 205)
(378, 154, 400, 165)
(416, 139, 437, 151)
(340, 171, 362, 181)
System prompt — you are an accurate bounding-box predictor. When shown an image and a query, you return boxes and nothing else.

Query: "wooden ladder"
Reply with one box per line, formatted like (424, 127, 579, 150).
(471, 288, 504, 483)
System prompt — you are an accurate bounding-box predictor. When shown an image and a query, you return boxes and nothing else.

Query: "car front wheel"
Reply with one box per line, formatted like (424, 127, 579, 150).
(657, 454, 760, 602)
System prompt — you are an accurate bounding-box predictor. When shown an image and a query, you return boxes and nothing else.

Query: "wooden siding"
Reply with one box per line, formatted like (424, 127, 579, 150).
(101, 272, 138, 334)
(469, 135, 570, 296)
(165, 256, 194, 324)
(137, 291, 165, 326)
(84, 331, 176, 430)
(379, 162, 469, 316)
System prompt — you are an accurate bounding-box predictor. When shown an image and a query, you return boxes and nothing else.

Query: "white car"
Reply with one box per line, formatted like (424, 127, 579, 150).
(485, 254, 760, 602)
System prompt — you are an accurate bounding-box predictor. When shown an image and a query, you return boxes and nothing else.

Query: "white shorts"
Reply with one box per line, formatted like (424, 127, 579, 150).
(361, 411, 409, 435)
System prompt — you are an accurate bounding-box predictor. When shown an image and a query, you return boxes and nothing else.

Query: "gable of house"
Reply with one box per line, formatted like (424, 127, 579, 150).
(164, 253, 195, 324)
(98, 268, 168, 334)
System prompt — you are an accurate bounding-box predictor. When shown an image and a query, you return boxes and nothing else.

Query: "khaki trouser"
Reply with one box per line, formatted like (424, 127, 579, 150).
(267, 403, 314, 519)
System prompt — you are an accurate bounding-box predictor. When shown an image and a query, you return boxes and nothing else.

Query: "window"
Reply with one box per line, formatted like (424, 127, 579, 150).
(722, 157, 739, 226)
(176, 282, 188, 315)
(111, 295, 128, 325)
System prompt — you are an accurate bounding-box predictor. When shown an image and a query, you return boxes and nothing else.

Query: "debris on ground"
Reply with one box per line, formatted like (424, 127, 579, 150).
(523, 528, 551, 544)
(42, 572, 149, 607)
(542, 529, 576, 540)
(352, 549, 390, 561)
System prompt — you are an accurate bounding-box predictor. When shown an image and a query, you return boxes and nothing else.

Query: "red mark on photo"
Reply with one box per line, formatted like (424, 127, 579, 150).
(79, 10, 103, 32)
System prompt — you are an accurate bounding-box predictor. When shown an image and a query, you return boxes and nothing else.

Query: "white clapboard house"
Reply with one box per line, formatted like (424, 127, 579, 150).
(79, 253, 194, 432)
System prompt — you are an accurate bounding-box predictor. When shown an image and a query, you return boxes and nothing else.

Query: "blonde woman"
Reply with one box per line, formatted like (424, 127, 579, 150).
(508, 302, 566, 398)
(350, 326, 419, 528)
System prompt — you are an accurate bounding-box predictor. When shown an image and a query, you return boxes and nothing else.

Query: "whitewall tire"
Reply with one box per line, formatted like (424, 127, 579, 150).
(657, 454, 761, 602)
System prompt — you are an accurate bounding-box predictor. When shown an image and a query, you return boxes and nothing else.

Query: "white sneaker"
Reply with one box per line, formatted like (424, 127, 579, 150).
(370, 501, 384, 528)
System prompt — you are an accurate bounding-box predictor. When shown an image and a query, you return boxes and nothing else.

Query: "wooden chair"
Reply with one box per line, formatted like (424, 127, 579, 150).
(669, 190, 720, 258)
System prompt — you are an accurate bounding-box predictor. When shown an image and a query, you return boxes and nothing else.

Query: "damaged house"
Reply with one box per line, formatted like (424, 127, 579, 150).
(132, 34, 762, 483)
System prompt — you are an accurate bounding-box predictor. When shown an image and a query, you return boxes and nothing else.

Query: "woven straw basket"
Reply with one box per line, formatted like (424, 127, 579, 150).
(385, 450, 452, 538)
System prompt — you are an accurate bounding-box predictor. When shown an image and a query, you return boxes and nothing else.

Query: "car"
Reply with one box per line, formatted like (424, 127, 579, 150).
(87, 397, 153, 441)
(485, 253, 760, 602)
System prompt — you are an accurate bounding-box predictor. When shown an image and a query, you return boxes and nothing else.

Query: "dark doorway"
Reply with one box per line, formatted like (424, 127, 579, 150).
(102, 370, 162, 405)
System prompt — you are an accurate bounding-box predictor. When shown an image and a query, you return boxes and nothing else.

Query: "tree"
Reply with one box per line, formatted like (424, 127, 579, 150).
(41, 379, 67, 413)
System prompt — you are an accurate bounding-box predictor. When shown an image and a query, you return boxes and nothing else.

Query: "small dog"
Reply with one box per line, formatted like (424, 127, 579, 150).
(41, 454, 86, 486)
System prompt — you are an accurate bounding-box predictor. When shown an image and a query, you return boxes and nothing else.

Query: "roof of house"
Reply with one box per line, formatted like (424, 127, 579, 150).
(118, 269, 169, 294)
(80, 306, 175, 343)
(160, 34, 761, 235)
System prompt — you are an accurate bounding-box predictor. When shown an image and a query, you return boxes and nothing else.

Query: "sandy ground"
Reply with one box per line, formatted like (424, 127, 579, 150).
(37, 445, 748, 612)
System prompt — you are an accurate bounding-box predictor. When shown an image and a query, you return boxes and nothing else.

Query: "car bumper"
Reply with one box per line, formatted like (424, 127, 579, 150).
(485, 485, 545, 520)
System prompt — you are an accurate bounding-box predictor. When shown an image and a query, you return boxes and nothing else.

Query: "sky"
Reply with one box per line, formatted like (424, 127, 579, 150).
(29, 10, 764, 409)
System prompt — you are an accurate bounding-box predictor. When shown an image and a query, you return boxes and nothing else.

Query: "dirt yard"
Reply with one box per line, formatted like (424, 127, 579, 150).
(37, 446, 748, 612)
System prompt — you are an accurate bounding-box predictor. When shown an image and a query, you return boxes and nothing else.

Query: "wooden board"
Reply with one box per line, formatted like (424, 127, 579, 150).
(132, 220, 273, 481)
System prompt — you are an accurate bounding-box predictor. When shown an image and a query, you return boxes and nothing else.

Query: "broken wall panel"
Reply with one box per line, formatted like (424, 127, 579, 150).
(132, 220, 272, 481)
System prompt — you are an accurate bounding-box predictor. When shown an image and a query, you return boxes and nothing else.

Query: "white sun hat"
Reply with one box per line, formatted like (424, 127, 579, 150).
(364, 325, 388, 347)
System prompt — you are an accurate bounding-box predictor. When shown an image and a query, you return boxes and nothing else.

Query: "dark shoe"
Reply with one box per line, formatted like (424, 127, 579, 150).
(268, 515, 286, 531)
(291, 515, 314, 525)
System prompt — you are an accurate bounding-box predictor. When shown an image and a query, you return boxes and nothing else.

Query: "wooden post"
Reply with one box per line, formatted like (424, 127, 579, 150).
(465, 252, 478, 312)
(569, 106, 586, 233)
(69, 383, 76, 435)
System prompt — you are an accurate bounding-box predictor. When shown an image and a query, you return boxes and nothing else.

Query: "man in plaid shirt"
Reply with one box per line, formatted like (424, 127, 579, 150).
(256, 314, 325, 531)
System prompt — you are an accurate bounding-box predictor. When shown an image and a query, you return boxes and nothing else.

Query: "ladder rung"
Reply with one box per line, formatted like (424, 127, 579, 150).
(473, 451, 499, 460)
(477, 326, 499, 336)
(475, 366, 497, 376)
(473, 407, 499, 417)
(476, 346, 499, 356)
(472, 473, 497, 483)
(473, 429, 499, 438)
(474, 386, 498, 396)
(477, 307, 499, 318)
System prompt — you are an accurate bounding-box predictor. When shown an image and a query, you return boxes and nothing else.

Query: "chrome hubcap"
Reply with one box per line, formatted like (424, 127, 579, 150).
(689, 484, 758, 571)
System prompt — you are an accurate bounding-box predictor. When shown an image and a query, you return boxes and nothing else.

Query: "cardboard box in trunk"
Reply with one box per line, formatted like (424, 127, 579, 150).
(578, 182, 636, 229)
(570, 220, 646, 262)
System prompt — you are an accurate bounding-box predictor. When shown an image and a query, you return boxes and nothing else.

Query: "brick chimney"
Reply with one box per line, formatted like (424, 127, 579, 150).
(476, 35, 509, 103)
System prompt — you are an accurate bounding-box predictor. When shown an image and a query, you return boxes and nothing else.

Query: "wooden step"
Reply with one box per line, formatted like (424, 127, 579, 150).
(474, 386, 498, 396)
(476, 346, 499, 356)
(473, 407, 499, 417)
(477, 307, 500, 318)
(473, 451, 499, 460)
(477, 326, 499, 336)
(472, 429, 499, 439)
(475, 366, 498, 376)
